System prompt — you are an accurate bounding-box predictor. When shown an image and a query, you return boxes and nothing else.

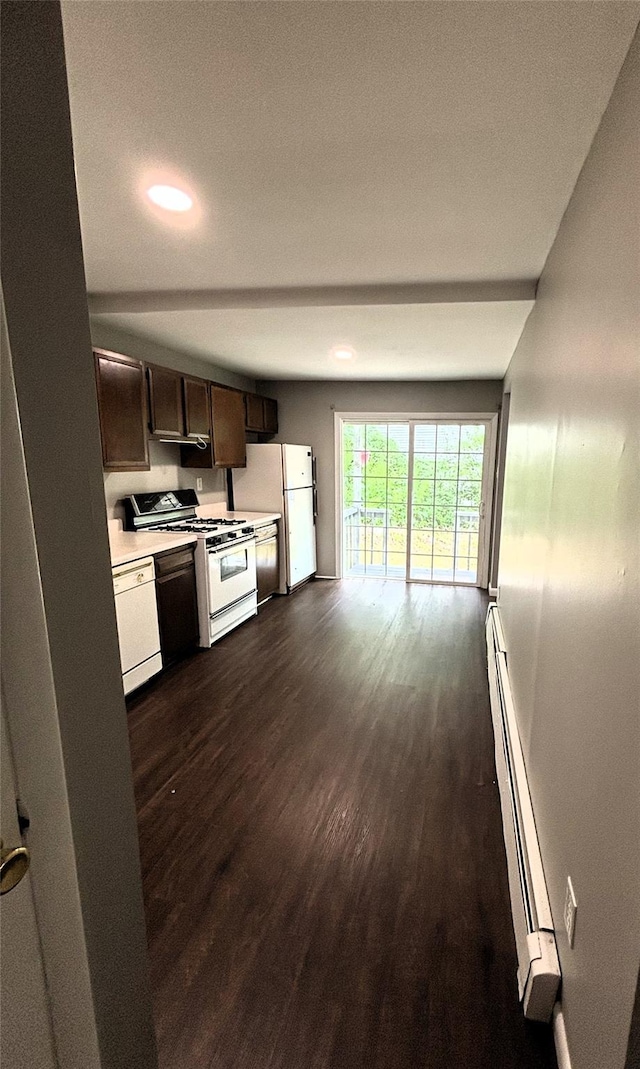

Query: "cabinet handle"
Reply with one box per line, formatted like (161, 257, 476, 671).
(156, 566, 194, 582)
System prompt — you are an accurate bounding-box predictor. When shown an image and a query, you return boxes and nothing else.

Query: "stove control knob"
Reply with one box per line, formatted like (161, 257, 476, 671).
(242, 527, 254, 534)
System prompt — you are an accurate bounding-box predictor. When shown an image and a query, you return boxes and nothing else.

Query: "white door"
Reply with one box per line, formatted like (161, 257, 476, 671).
(283, 444, 313, 490)
(285, 487, 317, 587)
(2, 13, 157, 1063)
(1, 693, 57, 1069)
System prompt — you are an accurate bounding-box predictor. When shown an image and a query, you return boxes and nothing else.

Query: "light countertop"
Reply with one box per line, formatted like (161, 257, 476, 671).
(109, 526, 197, 569)
(108, 510, 281, 568)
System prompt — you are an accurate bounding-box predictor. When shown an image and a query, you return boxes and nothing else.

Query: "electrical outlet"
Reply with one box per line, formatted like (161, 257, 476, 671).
(564, 877, 577, 948)
(196, 478, 203, 492)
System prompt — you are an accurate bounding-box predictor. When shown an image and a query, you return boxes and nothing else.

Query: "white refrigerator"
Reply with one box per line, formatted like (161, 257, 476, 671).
(233, 443, 317, 593)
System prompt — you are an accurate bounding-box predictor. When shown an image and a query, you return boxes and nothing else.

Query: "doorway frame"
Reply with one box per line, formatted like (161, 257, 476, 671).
(2, 5, 158, 1066)
(334, 411, 498, 587)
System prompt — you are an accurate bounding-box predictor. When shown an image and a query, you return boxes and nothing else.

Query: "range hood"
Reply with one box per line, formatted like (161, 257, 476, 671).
(157, 436, 209, 447)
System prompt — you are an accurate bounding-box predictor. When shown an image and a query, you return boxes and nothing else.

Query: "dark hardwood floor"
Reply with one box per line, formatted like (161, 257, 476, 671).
(127, 579, 557, 1069)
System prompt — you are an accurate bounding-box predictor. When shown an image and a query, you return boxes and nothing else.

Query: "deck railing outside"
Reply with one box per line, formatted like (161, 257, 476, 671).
(343, 506, 477, 581)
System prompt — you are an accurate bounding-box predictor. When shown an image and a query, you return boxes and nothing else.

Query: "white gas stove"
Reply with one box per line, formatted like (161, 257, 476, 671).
(124, 491, 258, 647)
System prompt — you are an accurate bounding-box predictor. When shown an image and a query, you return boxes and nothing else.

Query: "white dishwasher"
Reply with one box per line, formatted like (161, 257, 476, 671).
(112, 556, 162, 695)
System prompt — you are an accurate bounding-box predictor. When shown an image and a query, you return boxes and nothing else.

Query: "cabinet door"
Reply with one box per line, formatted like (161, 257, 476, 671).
(183, 377, 211, 439)
(147, 364, 184, 437)
(262, 397, 278, 435)
(256, 537, 279, 602)
(94, 349, 149, 471)
(244, 392, 265, 432)
(155, 550, 199, 663)
(211, 386, 246, 467)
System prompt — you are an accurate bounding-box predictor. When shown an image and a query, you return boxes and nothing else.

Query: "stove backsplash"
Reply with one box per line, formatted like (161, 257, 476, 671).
(103, 440, 228, 523)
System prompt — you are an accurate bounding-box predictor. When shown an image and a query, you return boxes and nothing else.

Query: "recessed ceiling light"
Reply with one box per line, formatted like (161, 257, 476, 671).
(146, 184, 193, 212)
(331, 345, 356, 361)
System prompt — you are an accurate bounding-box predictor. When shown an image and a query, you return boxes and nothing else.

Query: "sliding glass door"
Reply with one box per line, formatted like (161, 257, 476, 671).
(341, 419, 493, 586)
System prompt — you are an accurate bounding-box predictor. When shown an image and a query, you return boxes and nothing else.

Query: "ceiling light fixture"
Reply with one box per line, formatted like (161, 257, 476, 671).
(331, 345, 356, 361)
(146, 183, 193, 212)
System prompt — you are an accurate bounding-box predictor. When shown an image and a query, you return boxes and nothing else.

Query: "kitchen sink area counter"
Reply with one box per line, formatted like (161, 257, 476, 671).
(108, 518, 198, 568)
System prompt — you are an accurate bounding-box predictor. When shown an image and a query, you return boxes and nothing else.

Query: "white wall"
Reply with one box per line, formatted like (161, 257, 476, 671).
(498, 32, 639, 1069)
(1, 5, 157, 1065)
(259, 379, 503, 576)
(91, 322, 256, 521)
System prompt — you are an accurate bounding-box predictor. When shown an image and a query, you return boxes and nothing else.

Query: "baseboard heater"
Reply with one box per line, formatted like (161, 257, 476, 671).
(486, 604, 560, 1022)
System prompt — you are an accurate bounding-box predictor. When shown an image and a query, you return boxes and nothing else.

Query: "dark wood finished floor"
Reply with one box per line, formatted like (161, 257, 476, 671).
(128, 580, 557, 1069)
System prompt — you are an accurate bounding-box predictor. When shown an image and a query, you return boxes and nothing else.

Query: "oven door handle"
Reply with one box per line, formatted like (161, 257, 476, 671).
(207, 536, 256, 555)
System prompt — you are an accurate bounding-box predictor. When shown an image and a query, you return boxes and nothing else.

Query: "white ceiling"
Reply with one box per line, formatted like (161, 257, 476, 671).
(62, 1, 639, 380)
(92, 301, 534, 380)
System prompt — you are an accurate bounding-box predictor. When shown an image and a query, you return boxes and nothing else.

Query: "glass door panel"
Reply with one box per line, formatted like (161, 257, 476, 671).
(342, 421, 409, 578)
(408, 422, 487, 584)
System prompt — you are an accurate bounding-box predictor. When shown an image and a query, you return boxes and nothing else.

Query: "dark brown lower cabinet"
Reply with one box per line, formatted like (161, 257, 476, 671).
(155, 546, 199, 664)
(256, 527, 279, 604)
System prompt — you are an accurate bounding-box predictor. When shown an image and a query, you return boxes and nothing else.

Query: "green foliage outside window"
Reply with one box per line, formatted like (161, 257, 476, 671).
(343, 423, 484, 530)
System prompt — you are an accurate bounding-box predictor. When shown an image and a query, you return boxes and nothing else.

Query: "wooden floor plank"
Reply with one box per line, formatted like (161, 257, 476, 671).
(127, 579, 557, 1069)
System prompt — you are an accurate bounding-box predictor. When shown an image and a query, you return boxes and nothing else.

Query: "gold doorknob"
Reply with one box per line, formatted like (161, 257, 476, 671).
(0, 840, 31, 895)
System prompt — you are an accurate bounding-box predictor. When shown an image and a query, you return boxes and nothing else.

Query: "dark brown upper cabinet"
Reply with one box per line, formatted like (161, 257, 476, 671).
(244, 392, 265, 432)
(244, 392, 278, 435)
(183, 376, 211, 440)
(95, 344, 275, 472)
(94, 348, 149, 472)
(147, 366, 211, 442)
(147, 364, 183, 438)
(211, 386, 246, 467)
(262, 396, 279, 435)
(181, 385, 246, 469)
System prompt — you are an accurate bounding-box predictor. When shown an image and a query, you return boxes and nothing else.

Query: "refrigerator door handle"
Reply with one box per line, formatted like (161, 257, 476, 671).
(312, 457, 318, 518)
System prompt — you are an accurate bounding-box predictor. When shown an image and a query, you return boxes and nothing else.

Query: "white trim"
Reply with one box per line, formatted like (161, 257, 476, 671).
(486, 606, 561, 1024)
(334, 411, 344, 578)
(315, 574, 339, 580)
(493, 640, 555, 932)
(405, 422, 416, 581)
(489, 585, 499, 598)
(478, 413, 499, 588)
(335, 412, 499, 587)
(406, 577, 478, 588)
(335, 411, 498, 422)
(553, 1006, 573, 1069)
